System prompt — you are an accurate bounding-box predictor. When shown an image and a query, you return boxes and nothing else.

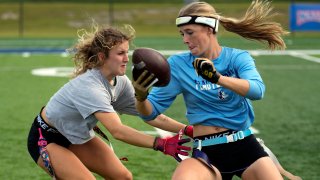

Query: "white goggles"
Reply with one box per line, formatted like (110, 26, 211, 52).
(176, 16, 219, 32)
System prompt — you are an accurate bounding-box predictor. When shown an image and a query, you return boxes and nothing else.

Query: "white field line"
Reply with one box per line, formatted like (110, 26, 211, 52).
(10, 49, 320, 56)
(154, 128, 175, 138)
(248, 49, 320, 56)
(155, 49, 320, 56)
(288, 52, 320, 63)
(16, 49, 320, 63)
(155, 49, 320, 64)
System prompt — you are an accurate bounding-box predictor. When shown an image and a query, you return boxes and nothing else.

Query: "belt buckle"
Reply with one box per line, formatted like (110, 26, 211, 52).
(236, 131, 245, 140)
(227, 130, 245, 143)
(195, 139, 202, 150)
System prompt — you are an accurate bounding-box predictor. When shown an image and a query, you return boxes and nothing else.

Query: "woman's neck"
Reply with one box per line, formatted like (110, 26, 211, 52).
(99, 68, 115, 85)
(203, 38, 221, 60)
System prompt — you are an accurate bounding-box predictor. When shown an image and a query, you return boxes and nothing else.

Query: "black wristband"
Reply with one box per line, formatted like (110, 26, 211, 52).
(135, 93, 148, 102)
(183, 125, 189, 135)
(201, 71, 221, 84)
(211, 71, 221, 83)
(153, 137, 159, 151)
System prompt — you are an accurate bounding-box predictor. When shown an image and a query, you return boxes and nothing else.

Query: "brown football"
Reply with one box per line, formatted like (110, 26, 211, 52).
(132, 48, 170, 87)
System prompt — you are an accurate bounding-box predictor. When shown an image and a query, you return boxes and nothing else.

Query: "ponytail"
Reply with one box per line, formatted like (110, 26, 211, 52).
(219, 0, 289, 50)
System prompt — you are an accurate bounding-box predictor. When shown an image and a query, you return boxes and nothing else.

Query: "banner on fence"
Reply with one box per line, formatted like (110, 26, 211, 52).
(290, 3, 320, 31)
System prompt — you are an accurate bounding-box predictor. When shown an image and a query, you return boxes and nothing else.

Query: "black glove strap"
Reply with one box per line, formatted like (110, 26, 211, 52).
(135, 93, 148, 102)
(201, 71, 221, 84)
(153, 137, 160, 151)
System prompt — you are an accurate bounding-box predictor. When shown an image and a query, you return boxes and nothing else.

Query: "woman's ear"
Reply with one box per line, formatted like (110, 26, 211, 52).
(207, 27, 216, 35)
(97, 52, 105, 61)
(205, 27, 213, 36)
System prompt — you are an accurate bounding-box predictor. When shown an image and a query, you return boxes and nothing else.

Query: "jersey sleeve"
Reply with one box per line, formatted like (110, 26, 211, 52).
(234, 51, 265, 100)
(113, 76, 139, 116)
(71, 80, 115, 119)
(140, 56, 183, 121)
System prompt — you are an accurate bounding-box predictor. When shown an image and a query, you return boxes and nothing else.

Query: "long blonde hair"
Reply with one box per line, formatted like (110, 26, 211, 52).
(178, 0, 289, 50)
(70, 24, 135, 77)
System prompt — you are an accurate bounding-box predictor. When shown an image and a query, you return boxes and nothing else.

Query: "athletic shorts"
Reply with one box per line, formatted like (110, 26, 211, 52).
(194, 130, 268, 180)
(27, 109, 71, 163)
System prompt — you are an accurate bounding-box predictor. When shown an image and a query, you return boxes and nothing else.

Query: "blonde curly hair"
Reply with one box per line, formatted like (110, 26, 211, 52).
(69, 24, 135, 77)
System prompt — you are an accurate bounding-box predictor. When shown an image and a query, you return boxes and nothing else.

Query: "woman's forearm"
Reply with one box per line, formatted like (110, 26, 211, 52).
(135, 99, 154, 116)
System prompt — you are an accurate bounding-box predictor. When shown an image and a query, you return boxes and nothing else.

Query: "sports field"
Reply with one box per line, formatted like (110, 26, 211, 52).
(0, 36, 320, 179)
(1, 1, 320, 179)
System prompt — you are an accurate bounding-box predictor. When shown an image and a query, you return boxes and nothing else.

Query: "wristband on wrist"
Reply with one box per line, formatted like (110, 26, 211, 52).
(184, 125, 193, 138)
(153, 137, 164, 151)
(152, 137, 158, 150)
(210, 72, 221, 83)
(135, 93, 148, 102)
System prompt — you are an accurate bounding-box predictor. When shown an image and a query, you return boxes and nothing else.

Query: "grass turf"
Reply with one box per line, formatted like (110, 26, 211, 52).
(0, 49, 319, 179)
(1, 1, 320, 179)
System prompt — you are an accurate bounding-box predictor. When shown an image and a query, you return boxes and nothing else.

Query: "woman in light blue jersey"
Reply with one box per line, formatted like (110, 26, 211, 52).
(133, 1, 288, 180)
(27, 24, 190, 179)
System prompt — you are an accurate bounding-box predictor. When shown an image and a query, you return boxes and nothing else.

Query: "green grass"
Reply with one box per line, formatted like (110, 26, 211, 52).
(253, 56, 320, 179)
(1, 1, 320, 179)
(2, 35, 320, 52)
(1, 45, 320, 179)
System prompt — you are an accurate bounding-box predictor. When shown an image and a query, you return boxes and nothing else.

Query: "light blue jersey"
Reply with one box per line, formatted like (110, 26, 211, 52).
(141, 47, 265, 131)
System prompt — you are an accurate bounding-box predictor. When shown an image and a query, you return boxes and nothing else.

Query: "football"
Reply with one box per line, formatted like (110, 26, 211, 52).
(132, 48, 170, 87)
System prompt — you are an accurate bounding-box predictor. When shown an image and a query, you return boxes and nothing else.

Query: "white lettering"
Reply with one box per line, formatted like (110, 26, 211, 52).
(297, 10, 320, 25)
(202, 131, 237, 140)
(47, 128, 58, 133)
(212, 83, 221, 89)
(37, 117, 48, 129)
(200, 84, 211, 90)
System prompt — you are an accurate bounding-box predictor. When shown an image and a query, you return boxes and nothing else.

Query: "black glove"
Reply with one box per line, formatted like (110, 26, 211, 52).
(192, 58, 221, 83)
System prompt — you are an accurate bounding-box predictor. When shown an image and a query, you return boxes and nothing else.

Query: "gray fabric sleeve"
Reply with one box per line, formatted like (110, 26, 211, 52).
(112, 76, 139, 116)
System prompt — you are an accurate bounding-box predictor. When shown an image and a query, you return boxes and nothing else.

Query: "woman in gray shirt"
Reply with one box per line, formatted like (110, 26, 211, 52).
(27, 24, 190, 179)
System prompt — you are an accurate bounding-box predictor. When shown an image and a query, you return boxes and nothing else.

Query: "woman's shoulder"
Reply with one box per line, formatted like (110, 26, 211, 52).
(168, 51, 194, 65)
(69, 69, 104, 90)
(116, 75, 131, 85)
(223, 46, 249, 55)
(222, 47, 252, 62)
(170, 51, 191, 58)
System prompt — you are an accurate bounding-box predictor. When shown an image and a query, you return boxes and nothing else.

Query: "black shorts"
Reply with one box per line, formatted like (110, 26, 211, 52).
(27, 111, 71, 163)
(194, 130, 268, 180)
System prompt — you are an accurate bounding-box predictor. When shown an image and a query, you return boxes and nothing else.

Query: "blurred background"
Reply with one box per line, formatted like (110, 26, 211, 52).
(1, 0, 320, 50)
(0, 0, 319, 179)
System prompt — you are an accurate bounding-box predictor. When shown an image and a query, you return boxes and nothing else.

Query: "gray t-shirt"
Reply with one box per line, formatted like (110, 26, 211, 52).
(46, 68, 138, 144)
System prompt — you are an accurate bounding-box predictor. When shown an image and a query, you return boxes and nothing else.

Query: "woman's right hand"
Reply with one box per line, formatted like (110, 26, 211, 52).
(132, 70, 158, 102)
(153, 130, 191, 162)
